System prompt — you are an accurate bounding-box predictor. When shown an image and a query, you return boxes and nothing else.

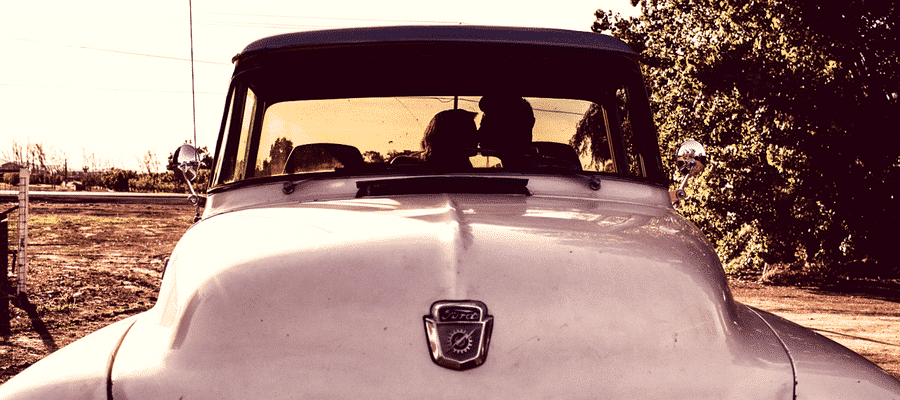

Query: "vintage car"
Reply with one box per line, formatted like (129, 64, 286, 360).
(2, 25, 899, 399)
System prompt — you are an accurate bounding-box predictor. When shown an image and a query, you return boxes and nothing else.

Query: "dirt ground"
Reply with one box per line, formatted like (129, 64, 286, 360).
(731, 278, 900, 380)
(1, 202, 899, 385)
(1, 202, 194, 383)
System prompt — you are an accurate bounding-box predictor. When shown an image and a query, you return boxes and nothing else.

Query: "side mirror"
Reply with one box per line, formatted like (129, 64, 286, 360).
(675, 139, 707, 177)
(173, 144, 203, 208)
(174, 144, 200, 183)
(670, 140, 708, 205)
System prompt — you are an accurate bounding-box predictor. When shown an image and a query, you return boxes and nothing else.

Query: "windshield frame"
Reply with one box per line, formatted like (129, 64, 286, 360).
(210, 35, 665, 193)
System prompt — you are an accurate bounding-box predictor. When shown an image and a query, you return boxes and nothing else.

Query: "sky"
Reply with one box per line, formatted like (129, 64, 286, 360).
(1, 0, 641, 172)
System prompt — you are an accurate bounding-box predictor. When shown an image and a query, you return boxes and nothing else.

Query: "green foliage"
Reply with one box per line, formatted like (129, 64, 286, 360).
(129, 172, 180, 193)
(192, 169, 211, 193)
(29, 173, 63, 186)
(595, 0, 899, 278)
(75, 169, 209, 193)
(3, 173, 18, 186)
(99, 169, 136, 192)
(82, 173, 101, 190)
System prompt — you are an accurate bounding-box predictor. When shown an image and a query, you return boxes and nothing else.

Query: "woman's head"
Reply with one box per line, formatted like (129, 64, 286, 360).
(421, 109, 478, 161)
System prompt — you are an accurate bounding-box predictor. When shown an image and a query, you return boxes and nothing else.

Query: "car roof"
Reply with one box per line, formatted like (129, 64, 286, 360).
(233, 25, 636, 63)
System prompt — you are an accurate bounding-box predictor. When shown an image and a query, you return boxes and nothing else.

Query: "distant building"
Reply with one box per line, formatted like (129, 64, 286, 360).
(0, 161, 22, 172)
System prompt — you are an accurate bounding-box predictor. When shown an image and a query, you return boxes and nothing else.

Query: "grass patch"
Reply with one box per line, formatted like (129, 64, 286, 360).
(28, 215, 139, 230)
(43, 293, 80, 313)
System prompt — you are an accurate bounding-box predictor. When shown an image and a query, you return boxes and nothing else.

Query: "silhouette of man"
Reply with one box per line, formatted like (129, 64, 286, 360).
(477, 95, 535, 169)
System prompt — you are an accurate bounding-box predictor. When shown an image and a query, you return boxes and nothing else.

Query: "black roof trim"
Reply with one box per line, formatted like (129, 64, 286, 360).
(233, 25, 635, 63)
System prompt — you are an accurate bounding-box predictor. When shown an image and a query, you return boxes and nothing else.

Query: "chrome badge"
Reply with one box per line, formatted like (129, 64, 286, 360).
(423, 300, 493, 371)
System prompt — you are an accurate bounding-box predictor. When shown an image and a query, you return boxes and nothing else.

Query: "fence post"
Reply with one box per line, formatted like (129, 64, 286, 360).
(1, 167, 29, 338)
(1, 207, 10, 338)
(16, 167, 28, 298)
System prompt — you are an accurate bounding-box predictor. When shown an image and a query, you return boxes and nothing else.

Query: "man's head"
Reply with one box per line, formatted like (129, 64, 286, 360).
(477, 95, 535, 155)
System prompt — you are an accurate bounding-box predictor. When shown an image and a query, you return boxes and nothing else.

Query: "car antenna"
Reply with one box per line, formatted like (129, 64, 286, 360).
(188, 0, 202, 223)
(188, 0, 198, 148)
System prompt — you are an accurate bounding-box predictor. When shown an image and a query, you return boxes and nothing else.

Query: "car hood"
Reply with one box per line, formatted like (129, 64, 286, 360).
(109, 193, 794, 399)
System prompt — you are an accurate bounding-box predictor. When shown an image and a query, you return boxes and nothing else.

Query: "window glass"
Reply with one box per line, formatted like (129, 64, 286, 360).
(233, 89, 257, 182)
(214, 91, 655, 185)
(616, 87, 645, 177)
(249, 96, 626, 178)
(213, 88, 236, 185)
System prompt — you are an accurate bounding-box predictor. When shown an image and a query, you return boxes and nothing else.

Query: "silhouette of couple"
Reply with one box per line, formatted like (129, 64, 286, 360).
(421, 95, 534, 170)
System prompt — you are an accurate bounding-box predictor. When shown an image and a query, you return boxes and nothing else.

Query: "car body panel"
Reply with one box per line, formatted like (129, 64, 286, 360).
(0, 316, 136, 400)
(96, 182, 794, 399)
(752, 308, 900, 399)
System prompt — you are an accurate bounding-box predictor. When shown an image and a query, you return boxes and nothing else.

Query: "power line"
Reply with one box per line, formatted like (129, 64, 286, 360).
(196, 21, 341, 30)
(10, 37, 230, 65)
(197, 11, 466, 25)
(0, 83, 223, 95)
(10, 11, 468, 65)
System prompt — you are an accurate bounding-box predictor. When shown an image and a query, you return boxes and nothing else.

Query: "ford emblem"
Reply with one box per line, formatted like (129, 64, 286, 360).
(423, 300, 493, 370)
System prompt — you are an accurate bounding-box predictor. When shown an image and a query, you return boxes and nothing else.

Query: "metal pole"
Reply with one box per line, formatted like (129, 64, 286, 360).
(16, 168, 28, 298)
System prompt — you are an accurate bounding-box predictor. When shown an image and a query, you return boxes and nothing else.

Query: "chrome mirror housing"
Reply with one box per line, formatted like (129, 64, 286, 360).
(174, 144, 202, 207)
(175, 144, 200, 183)
(670, 140, 708, 205)
(676, 140, 707, 177)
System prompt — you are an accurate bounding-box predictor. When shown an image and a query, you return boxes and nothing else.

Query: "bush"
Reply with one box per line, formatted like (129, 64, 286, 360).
(3, 172, 18, 186)
(82, 173, 101, 190)
(99, 169, 136, 192)
(76, 169, 210, 193)
(45, 174, 63, 186)
(130, 172, 181, 193)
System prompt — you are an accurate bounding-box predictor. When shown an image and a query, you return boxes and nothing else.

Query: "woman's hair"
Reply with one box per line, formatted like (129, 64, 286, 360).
(421, 109, 478, 160)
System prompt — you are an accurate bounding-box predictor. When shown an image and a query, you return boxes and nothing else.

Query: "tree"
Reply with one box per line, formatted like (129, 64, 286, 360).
(4, 141, 67, 186)
(83, 150, 99, 173)
(29, 143, 47, 173)
(256, 138, 293, 176)
(141, 151, 160, 174)
(363, 151, 385, 163)
(2, 141, 26, 167)
(594, 0, 899, 278)
(99, 168, 136, 192)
